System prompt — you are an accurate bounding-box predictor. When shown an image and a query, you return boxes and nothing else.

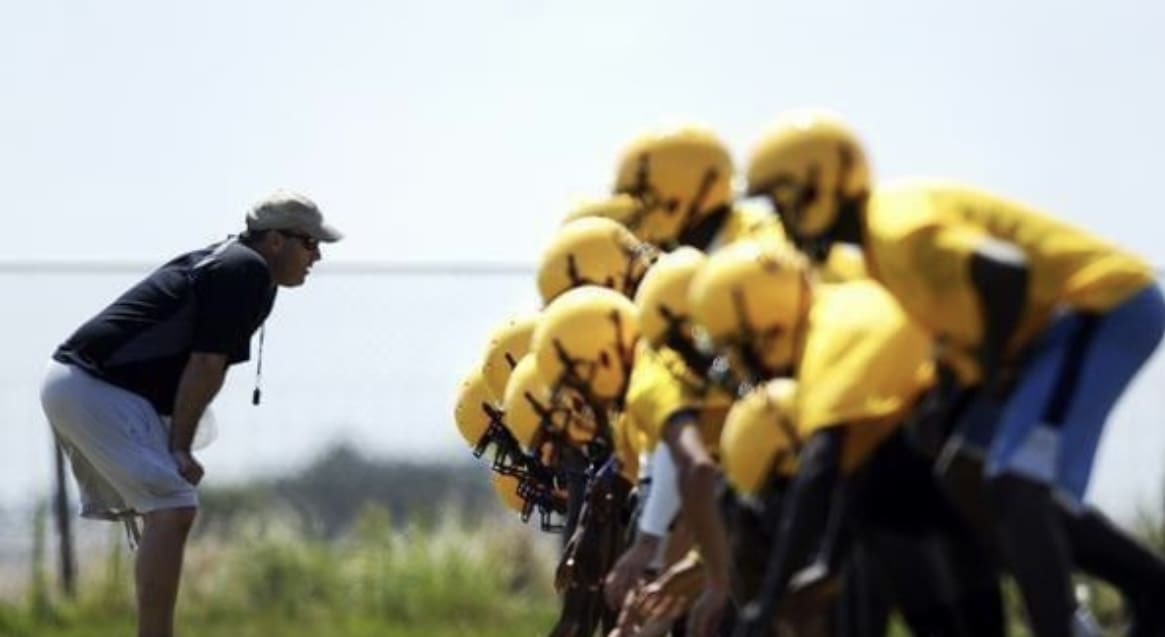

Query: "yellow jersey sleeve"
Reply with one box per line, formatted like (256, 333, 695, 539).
(611, 411, 643, 483)
(624, 345, 733, 454)
(867, 179, 1154, 353)
(795, 281, 935, 473)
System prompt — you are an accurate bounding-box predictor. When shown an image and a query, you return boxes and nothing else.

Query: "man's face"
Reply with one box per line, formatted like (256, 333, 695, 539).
(271, 229, 321, 287)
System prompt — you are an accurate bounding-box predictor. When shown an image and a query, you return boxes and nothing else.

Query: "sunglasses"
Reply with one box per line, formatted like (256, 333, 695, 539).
(277, 230, 320, 251)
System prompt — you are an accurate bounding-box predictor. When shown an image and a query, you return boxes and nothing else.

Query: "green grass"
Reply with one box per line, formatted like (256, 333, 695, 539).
(4, 499, 1160, 637)
(1, 504, 560, 637)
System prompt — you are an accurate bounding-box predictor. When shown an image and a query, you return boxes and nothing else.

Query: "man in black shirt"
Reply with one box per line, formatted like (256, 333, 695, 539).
(40, 191, 341, 637)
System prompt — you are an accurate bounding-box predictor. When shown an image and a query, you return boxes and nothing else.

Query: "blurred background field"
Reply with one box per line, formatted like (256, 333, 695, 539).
(0, 444, 561, 637)
(1, 440, 1162, 636)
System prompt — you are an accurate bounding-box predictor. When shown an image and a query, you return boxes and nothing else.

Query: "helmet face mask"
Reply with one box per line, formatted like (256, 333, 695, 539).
(516, 471, 569, 533)
(497, 359, 580, 533)
(454, 370, 534, 479)
(475, 402, 531, 478)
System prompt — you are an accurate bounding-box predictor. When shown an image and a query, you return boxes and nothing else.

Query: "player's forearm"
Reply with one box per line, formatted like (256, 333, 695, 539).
(679, 459, 733, 589)
(169, 352, 227, 452)
(664, 413, 732, 589)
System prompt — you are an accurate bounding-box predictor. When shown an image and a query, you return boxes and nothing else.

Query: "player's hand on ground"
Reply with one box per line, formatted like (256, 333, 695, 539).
(605, 538, 656, 608)
(632, 580, 685, 629)
(172, 449, 204, 485)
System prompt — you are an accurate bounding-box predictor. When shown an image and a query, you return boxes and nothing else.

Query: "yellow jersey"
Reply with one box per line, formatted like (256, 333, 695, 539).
(610, 411, 645, 483)
(624, 342, 735, 454)
(864, 180, 1153, 361)
(794, 280, 935, 473)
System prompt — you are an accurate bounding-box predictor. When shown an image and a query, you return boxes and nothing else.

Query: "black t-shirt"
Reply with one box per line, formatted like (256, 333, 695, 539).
(54, 240, 277, 415)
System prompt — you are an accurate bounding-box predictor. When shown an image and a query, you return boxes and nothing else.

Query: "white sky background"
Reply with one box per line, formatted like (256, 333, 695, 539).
(2, 0, 1165, 521)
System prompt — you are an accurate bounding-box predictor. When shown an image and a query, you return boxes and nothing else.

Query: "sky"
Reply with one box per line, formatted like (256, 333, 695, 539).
(2, 0, 1165, 521)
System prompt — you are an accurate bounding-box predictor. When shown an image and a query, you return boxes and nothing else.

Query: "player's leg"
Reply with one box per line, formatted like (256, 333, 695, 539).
(1065, 507, 1165, 636)
(864, 431, 1003, 637)
(1049, 285, 1165, 635)
(985, 285, 1162, 637)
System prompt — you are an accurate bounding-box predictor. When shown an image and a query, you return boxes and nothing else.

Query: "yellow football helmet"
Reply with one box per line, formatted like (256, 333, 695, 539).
(720, 378, 801, 496)
(453, 368, 494, 450)
(689, 241, 809, 378)
(613, 126, 735, 248)
(481, 312, 538, 402)
(504, 355, 556, 450)
(503, 355, 599, 449)
(491, 472, 527, 514)
(537, 217, 656, 305)
(561, 194, 646, 230)
(633, 246, 707, 348)
(745, 110, 870, 241)
(454, 366, 527, 475)
(532, 286, 640, 407)
(504, 355, 599, 470)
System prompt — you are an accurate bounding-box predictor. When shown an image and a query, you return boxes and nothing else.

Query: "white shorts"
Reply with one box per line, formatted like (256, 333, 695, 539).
(40, 360, 198, 519)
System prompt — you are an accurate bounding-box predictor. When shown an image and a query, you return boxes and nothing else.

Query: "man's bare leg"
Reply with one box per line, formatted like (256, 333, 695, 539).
(136, 507, 197, 637)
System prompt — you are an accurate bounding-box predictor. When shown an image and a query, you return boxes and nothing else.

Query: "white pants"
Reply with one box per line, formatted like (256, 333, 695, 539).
(40, 360, 198, 519)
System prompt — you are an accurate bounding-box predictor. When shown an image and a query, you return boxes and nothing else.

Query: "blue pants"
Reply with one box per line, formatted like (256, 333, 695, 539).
(954, 284, 1165, 509)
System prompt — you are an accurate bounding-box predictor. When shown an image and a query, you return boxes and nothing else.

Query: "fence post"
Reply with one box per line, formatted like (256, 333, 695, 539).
(53, 440, 76, 598)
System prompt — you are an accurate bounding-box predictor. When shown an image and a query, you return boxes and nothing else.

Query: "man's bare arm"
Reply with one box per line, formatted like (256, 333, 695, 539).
(169, 352, 228, 452)
(663, 412, 731, 589)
